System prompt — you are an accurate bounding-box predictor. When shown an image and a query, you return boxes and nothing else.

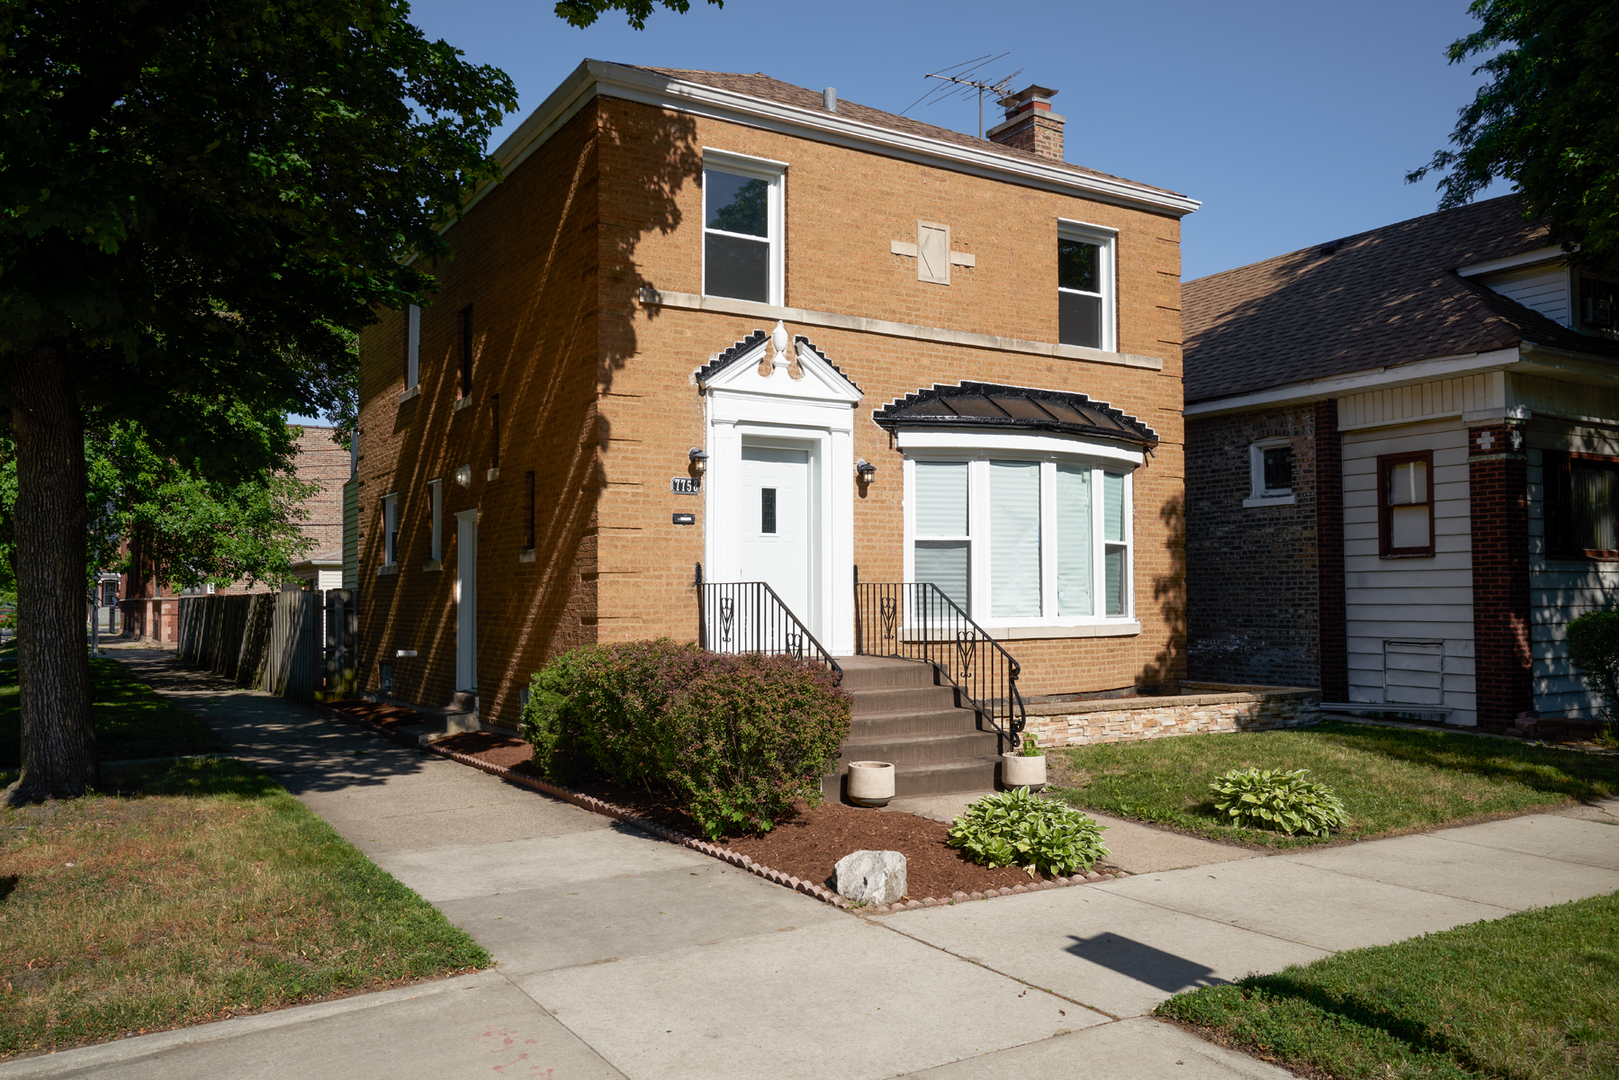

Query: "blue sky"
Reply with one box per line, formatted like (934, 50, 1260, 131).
(410, 0, 1508, 282)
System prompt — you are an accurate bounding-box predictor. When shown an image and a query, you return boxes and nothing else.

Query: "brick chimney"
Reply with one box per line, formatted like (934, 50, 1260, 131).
(986, 85, 1064, 162)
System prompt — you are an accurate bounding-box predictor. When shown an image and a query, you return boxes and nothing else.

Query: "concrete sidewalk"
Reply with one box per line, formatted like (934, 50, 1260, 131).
(5, 653, 1616, 1080)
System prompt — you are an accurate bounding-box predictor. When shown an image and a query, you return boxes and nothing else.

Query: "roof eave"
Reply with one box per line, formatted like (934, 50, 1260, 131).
(460, 60, 1199, 225)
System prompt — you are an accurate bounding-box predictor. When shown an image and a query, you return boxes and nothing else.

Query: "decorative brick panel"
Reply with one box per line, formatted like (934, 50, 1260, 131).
(1469, 421, 1532, 724)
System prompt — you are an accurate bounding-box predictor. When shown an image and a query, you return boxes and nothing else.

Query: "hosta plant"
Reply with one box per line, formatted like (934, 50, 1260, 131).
(1209, 768, 1348, 837)
(948, 787, 1108, 877)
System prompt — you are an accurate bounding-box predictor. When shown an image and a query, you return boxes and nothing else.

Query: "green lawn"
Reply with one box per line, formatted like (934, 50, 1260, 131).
(0, 757, 491, 1060)
(1160, 891, 1619, 1079)
(0, 657, 222, 770)
(1047, 721, 1618, 848)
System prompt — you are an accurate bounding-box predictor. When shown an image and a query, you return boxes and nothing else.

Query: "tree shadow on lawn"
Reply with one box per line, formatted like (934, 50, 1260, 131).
(1309, 721, 1618, 803)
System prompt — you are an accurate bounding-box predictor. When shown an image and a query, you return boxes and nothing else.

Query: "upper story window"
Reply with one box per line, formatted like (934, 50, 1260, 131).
(428, 480, 443, 562)
(1378, 451, 1434, 558)
(703, 151, 785, 306)
(458, 305, 474, 398)
(1578, 275, 1619, 338)
(1245, 437, 1296, 507)
(403, 305, 421, 389)
(1057, 221, 1116, 351)
(1544, 450, 1619, 559)
(909, 454, 1134, 626)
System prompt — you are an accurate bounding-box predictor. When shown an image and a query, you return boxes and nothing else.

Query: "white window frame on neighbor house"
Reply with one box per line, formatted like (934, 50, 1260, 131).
(1057, 220, 1117, 353)
(381, 493, 400, 570)
(1245, 436, 1296, 507)
(898, 429, 1141, 638)
(702, 149, 787, 307)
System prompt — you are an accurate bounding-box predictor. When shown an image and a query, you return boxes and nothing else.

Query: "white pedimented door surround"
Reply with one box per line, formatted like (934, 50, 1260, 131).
(701, 322, 861, 655)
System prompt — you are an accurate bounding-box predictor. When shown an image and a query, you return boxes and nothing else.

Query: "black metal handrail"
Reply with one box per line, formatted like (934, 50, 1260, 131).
(696, 564, 842, 682)
(854, 580, 1027, 751)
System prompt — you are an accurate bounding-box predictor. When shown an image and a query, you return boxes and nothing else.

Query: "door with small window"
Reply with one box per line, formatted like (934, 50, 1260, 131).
(738, 444, 813, 626)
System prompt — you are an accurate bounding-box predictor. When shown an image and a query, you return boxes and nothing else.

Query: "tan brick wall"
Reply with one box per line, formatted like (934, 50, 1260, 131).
(356, 91, 1187, 722)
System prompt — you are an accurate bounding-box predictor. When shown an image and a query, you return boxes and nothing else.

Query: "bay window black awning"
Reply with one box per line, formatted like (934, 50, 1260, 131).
(873, 382, 1159, 449)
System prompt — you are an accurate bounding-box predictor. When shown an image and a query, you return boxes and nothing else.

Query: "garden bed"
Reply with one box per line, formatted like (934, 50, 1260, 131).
(382, 726, 1127, 904)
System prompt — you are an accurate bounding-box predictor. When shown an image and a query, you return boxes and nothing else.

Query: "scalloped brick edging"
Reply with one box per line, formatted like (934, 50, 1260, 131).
(312, 702, 1129, 914)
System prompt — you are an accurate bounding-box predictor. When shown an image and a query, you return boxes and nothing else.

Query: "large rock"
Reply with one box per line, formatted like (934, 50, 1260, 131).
(833, 849, 907, 905)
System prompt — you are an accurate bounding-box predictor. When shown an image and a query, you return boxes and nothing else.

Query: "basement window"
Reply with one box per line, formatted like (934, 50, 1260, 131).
(1245, 437, 1296, 507)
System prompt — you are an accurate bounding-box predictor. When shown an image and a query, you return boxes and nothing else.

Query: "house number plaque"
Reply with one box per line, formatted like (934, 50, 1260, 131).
(671, 477, 701, 495)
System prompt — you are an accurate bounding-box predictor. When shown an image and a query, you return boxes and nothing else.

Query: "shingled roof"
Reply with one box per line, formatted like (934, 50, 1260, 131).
(629, 66, 1188, 202)
(1183, 195, 1618, 405)
(874, 382, 1159, 449)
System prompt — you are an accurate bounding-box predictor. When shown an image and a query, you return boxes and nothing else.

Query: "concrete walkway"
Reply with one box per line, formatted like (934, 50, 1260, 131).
(5, 654, 1616, 1080)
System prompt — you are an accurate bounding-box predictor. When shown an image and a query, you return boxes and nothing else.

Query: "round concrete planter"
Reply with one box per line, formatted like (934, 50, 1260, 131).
(846, 761, 895, 807)
(1001, 753, 1047, 791)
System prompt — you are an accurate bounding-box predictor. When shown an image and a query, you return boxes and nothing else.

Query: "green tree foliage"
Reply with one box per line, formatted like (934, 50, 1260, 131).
(1409, 0, 1619, 275)
(1565, 609, 1619, 720)
(0, 0, 714, 804)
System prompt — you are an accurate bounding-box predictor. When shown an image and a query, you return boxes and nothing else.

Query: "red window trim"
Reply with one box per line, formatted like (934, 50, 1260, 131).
(1377, 450, 1435, 558)
(1543, 450, 1619, 561)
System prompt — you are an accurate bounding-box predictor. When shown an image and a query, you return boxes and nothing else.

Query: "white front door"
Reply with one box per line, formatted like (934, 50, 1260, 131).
(739, 444, 812, 625)
(455, 510, 478, 691)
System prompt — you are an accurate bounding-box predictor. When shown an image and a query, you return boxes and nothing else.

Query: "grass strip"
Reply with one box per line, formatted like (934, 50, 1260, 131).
(0, 656, 223, 769)
(1047, 721, 1618, 848)
(0, 756, 490, 1060)
(1159, 891, 1619, 1079)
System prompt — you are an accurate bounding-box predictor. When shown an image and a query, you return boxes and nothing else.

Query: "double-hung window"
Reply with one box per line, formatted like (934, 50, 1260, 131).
(1377, 451, 1434, 558)
(703, 151, 785, 305)
(1544, 451, 1619, 558)
(382, 493, 400, 567)
(908, 456, 1134, 626)
(401, 305, 420, 393)
(1057, 222, 1116, 351)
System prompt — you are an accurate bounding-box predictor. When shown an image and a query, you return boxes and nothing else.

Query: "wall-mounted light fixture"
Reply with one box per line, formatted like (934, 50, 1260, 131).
(454, 464, 473, 488)
(688, 448, 709, 476)
(856, 459, 877, 485)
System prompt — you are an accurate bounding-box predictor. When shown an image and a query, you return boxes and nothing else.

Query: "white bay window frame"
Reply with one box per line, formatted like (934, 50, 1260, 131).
(899, 430, 1140, 636)
(701, 148, 787, 307)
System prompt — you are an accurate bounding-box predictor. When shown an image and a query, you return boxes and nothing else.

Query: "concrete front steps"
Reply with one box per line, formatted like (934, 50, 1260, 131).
(822, 655, 1003, 801)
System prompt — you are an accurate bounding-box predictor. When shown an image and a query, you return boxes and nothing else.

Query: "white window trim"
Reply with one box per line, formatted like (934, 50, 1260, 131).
(428, 479, 443, 561)
(900, 441, 1138, 631)
(381, 493, 400, 567)
(1245, 436, 1297, 507)
(702, 148, 786, 307)
(1057, 219, 1117, 353)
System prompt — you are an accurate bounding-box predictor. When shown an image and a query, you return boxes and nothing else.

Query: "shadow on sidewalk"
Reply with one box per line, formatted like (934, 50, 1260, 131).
(112, 651, 439, 796)
(1067, 932, 1225, 995)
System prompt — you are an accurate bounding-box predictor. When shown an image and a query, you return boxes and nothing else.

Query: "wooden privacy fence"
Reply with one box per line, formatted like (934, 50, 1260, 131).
(177, 590, 357, 703)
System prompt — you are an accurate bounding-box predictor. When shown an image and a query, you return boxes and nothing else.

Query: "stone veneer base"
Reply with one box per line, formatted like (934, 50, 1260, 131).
(1022, 683, 1322, 748)
(314, 702, 1129, 915)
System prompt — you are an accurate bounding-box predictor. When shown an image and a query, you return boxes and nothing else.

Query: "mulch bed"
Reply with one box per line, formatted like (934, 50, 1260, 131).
(321, 698, 430, 730)
(427, 729, 1122, 902)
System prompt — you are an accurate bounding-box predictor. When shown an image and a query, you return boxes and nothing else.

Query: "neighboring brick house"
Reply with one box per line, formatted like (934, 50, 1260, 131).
(354, 61, 1199, 730)
(120, 424, 349, 639)
(1185, 195, 1619, 727)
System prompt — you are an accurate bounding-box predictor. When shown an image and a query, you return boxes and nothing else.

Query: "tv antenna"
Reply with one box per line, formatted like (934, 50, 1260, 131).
(900, 53, 1023, 138)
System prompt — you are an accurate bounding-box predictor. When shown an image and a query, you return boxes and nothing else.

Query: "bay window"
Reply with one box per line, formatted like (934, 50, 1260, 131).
(907, 455, 1134, 627)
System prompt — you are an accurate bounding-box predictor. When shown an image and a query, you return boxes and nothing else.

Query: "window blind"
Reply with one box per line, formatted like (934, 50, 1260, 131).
(1056, 463, 1092, 616)
(990, 461, 1041, 618)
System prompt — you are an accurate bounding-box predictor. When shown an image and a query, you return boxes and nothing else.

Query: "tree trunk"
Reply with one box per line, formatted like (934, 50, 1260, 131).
(3, 338, 97, 804)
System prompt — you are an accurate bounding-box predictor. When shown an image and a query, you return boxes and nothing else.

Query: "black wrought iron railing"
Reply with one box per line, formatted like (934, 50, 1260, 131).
(696, 564, 842, 682)
(854, 580, 1027, 750)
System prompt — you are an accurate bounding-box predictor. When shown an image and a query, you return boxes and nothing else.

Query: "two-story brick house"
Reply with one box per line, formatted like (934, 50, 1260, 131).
(1185, 196, 1619, 728)
(355, 61, 1198, 740)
